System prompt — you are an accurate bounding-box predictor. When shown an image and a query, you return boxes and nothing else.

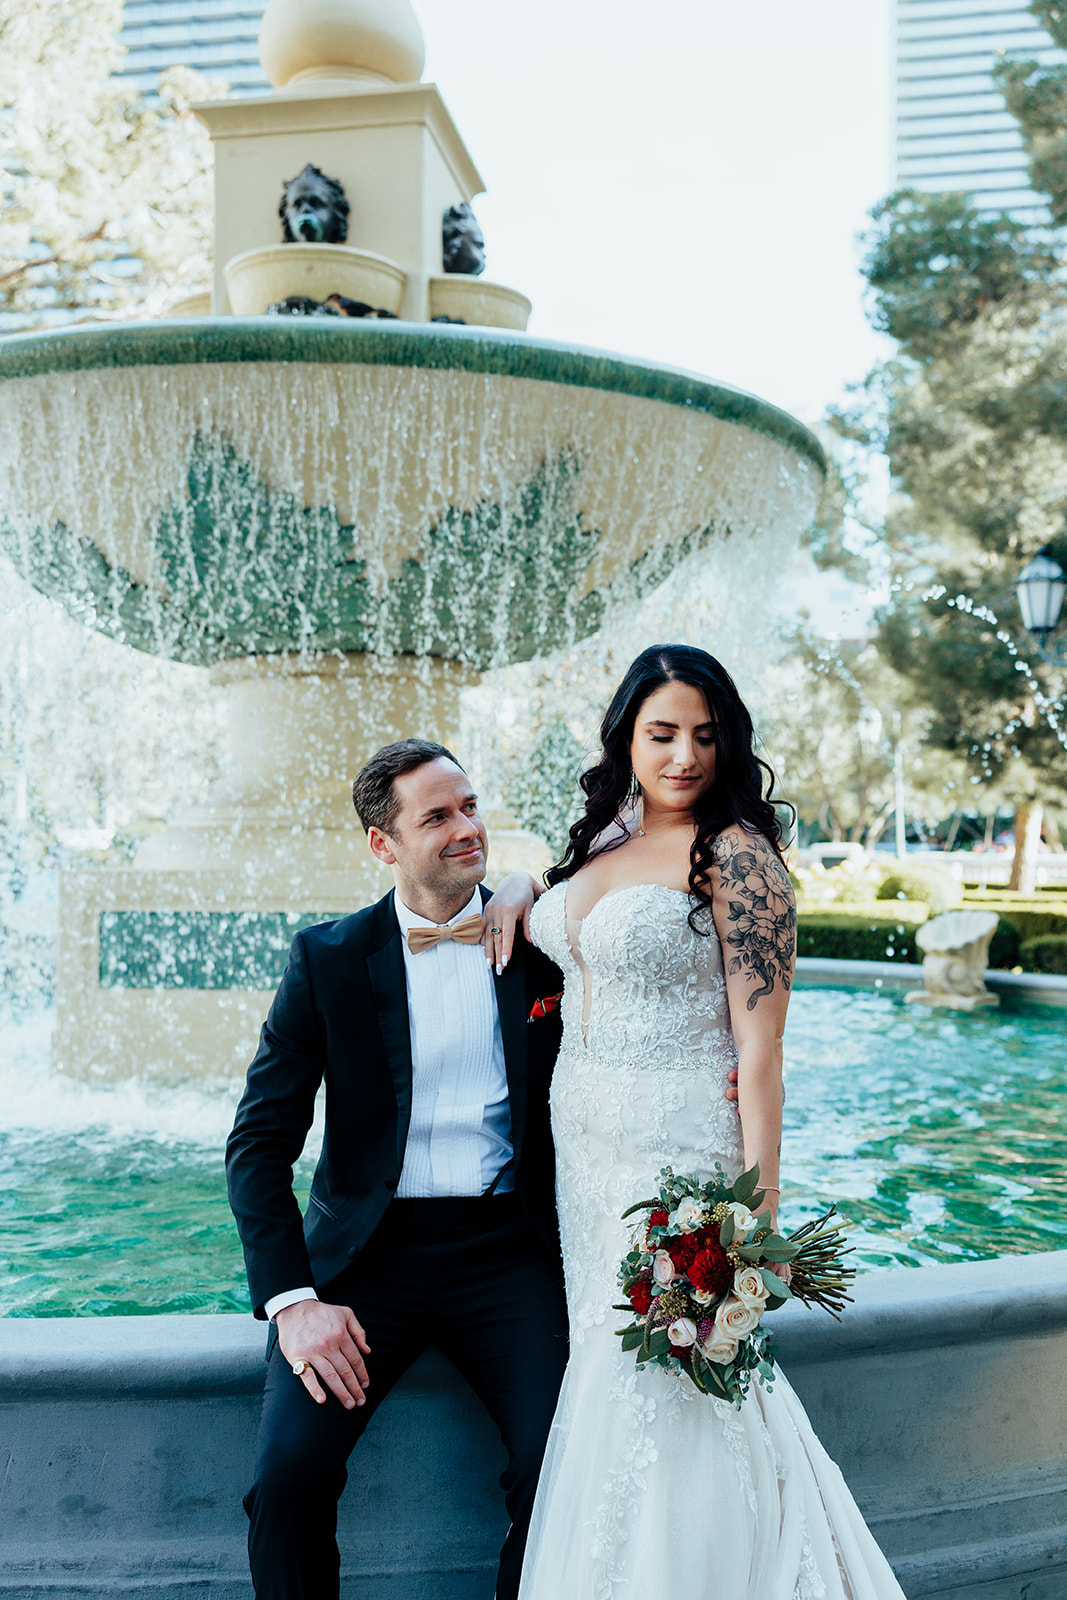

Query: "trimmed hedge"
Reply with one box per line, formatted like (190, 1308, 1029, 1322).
(1020, 935, 1067, 976)
(797, 913, 1022, 969)
(964, 906, 1067, 943)
(797, 916, 919, 964)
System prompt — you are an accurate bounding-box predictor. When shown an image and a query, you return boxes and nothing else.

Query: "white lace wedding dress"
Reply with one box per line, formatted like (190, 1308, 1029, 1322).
(520, 880, 906, 1600)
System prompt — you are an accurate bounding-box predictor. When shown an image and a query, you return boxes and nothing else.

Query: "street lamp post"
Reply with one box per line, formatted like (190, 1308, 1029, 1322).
(1015, 546, 1067, 664)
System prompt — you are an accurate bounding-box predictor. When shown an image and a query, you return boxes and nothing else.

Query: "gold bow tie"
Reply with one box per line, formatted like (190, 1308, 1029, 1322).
(405, 913, 485, 955)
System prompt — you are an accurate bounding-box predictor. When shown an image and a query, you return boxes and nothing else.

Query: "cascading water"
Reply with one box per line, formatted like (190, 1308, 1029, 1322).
(0, 0, 833, 1308)
(0, 320, 824, 1080)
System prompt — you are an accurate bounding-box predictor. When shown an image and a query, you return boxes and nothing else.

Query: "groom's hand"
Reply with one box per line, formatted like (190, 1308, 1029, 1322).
(275, 1299, 371, 1409)
(726, 1068, 739, 1103)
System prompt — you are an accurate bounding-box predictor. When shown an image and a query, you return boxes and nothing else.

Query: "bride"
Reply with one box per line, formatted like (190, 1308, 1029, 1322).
(488, 643, 906, 1600)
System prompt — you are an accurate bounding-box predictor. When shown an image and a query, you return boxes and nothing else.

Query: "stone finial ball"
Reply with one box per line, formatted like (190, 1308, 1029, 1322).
(259, 0, 426, 89)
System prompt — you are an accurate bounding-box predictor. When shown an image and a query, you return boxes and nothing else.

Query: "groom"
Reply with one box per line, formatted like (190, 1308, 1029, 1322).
(226, 738, 569, 1600)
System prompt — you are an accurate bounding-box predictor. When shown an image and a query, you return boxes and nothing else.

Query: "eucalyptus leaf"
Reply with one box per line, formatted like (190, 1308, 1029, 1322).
(619, 1327, 645, 1351)
(720, 1213, 736, 1247)
(760, 1267, 793, 1299)
(733, 1163, 759, 1204)
(648, 1328, 670, 1359)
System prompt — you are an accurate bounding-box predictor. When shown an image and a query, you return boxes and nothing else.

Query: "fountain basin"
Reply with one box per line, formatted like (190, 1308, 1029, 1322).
(0, 317, 823, 1078)
(3, 979, 1064, 1302)
(0, 318, 823, 668)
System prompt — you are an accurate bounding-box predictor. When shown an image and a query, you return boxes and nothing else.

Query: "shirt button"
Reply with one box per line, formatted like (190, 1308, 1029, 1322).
(347, 1246, 358, 1258)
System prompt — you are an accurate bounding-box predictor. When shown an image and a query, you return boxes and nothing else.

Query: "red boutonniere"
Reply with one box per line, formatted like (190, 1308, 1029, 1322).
(528, 992, 563, 1023)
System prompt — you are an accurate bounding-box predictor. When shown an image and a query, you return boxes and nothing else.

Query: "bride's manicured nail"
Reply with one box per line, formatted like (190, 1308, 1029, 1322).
(496, 961, 503, 975)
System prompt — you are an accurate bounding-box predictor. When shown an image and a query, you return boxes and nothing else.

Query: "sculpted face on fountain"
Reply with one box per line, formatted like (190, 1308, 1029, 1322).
(442, 204, 486, 276)
(278, 164, 350, 244)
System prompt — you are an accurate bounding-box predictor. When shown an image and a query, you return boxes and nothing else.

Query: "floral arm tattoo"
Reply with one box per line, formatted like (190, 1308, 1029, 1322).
(713, 833, 796, 1012)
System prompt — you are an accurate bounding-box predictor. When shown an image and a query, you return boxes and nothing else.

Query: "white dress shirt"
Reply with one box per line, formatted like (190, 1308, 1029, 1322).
(264, 887, 513, 1321)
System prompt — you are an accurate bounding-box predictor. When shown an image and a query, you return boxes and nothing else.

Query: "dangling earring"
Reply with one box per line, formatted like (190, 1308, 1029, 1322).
(632, 777, 646, 838)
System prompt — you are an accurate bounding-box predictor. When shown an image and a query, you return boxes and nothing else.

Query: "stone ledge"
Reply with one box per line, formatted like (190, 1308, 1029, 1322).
(796, 955, 1067, 1006)
(1, 1254, 1065, 1599)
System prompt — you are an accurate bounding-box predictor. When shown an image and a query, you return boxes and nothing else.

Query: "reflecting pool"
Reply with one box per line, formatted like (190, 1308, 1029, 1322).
(1, 984, 1064, 1316)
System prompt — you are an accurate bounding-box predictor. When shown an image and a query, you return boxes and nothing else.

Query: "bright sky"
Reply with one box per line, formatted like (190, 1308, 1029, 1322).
(420, 0, 893, 428)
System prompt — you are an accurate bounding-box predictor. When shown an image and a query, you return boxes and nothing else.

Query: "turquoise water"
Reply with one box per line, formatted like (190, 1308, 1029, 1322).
(0, 985, 1064, 1316)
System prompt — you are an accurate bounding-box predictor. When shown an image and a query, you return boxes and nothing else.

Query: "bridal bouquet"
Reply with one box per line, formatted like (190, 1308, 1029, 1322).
(614, 1165, 855, 1406)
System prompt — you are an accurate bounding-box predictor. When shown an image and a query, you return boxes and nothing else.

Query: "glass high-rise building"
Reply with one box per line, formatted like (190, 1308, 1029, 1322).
(117, 0, 269, 95)
(893, 0, 1067, 220)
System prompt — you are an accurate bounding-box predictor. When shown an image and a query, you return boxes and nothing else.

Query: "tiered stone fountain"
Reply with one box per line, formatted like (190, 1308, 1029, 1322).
(0, 0, 823, 1079)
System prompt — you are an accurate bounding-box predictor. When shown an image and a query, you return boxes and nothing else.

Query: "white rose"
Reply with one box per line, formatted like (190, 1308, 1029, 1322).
(698, 1326, 739, 1365)
(716, 1295, 762, 1338)
(670, 1198, 707, 1231)
(727, 1202, 757, 1236)
(692, 1287, 717, 1307)
(733, 1266, 769, 1309)
(652, 1249, 676, 1287)
(667, 1317, 697, 1348)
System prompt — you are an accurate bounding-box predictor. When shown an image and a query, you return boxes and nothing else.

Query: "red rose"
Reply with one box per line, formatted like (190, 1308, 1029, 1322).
(689, 1239, 733, 1301)
(628, 1280, 653, 1315)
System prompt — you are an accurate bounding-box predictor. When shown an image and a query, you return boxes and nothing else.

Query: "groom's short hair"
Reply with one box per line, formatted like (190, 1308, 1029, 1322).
(352, 738, 464, 836)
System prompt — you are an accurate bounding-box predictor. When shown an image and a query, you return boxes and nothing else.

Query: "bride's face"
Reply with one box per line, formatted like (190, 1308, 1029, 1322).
(629, 680, 717, 816)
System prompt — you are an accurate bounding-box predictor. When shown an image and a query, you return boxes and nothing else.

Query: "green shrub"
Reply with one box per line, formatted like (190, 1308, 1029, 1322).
(875, 863, 963, 914)
(988, 921, 1022, 969)
(796, 915, 919, 964)
(959, 903, 1067, 943)
(796, 911, 1021, 968)
(1020, 935, 1067, 975)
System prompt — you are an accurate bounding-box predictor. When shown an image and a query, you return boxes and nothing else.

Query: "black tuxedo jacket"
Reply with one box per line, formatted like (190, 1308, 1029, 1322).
(226, 885, 565, 1318)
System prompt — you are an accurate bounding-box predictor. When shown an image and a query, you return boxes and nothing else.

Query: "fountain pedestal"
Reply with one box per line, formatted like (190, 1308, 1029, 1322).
(55, 651, 550, 1080)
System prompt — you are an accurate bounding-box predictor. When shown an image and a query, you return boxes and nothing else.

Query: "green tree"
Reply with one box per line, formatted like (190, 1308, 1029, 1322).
(761, 630, 958, 849)
(855, 175, 1067, 889)
(995, 1, 1067, 228)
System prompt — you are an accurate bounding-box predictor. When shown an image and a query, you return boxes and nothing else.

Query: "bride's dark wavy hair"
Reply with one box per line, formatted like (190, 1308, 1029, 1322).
(546, 644, 789, 933)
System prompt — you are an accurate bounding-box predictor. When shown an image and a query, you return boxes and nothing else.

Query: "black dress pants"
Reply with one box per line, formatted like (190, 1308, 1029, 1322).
(244, 1194, 569, 1600)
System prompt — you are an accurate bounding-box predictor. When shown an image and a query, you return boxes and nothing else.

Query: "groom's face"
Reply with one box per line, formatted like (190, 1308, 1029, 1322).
(369, 757, 489, 914)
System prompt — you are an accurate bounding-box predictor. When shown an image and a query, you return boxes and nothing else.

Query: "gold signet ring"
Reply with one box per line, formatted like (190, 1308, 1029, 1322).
(291, 1358, 311, 1377)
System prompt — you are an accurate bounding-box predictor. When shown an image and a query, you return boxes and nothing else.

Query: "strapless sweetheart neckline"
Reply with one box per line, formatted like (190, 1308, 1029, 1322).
(556, 878, 691, 926)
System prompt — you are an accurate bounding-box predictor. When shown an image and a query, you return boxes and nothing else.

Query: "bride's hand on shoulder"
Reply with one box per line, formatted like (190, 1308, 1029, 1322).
(481, 871, 541, 972)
